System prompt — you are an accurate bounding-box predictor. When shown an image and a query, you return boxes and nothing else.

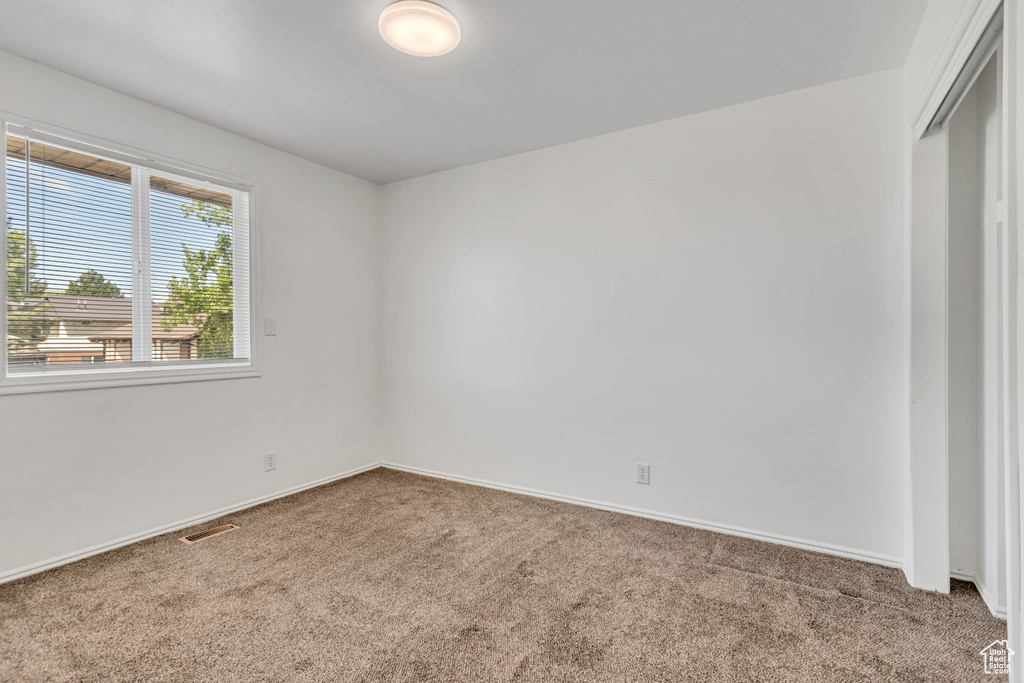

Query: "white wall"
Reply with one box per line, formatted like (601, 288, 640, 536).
(381, 69, 907, 561)
(0, 51, 382, 579)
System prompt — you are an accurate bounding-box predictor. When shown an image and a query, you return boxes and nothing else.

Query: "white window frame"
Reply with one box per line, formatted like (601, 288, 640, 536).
(0, 113, 261, 395)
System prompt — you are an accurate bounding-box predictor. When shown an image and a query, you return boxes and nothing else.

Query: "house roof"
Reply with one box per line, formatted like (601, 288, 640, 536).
(87, 319, 198, 342)
(39, 295, 200, 341)
(44, 295, 132, 322)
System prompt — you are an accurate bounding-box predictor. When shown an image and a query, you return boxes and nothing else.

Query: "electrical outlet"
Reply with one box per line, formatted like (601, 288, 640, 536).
(264, 451, 277, 472)
(637, 463, 650, 485)
(264, 317, 277, 336)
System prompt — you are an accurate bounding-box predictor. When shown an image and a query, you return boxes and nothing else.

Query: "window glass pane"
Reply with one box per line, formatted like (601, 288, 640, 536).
(150, 176, 235, 362)
(6, 135, 133, 369)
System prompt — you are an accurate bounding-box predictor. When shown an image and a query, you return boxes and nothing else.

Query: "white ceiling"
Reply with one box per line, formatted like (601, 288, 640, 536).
(0, 1, 927, 185)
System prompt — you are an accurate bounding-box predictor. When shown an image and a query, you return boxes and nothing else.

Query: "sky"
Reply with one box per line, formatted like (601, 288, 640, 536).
(5, 151, 227, 302)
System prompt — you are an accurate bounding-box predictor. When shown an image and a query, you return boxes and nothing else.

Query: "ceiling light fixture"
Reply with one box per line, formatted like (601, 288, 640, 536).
(379, 0, 461, 57)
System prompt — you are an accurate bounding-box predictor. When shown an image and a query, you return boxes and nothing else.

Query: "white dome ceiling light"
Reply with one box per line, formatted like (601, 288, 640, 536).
(379, 0, 461, 57)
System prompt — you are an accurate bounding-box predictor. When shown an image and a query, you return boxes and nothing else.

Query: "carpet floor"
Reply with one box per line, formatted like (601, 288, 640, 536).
(0, 468, 1008, 682)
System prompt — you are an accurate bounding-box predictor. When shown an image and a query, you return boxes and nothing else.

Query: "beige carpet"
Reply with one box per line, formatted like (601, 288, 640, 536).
(0, 468, 1008, 682)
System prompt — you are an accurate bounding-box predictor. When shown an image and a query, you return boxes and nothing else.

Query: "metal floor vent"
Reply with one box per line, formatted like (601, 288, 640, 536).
(180, 524, 239, 544)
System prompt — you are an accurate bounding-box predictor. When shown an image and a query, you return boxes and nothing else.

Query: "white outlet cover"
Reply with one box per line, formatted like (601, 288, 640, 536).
(637, 463, 650, 485)
(265, 451, 277, 472)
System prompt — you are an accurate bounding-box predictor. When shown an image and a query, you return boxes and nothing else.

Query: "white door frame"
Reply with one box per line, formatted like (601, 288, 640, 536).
(1008, 1, 1023, 678)
(908, 0, 1021, 679)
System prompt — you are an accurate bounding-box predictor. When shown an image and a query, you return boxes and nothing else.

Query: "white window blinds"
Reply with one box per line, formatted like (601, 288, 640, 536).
(4, 124, 251, 375)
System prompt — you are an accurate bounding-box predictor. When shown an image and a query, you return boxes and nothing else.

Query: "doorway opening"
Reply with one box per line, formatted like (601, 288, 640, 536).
(947, 51, 1007, 619)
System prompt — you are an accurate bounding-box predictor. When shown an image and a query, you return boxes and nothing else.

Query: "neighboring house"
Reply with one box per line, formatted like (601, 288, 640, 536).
(88, 319, 201, 363)
(12, 294, 198, 366)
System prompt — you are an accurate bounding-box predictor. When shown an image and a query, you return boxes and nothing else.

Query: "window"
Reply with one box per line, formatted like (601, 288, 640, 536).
(2, 120, 254, 392)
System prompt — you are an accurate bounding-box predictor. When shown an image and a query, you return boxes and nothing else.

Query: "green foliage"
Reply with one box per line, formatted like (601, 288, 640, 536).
(6, 224, 47, 297)
(65, 269, 122, 298)
(6, 222, 52, 349)
(182, 200, 231, 227)
(162, 202, 234, 359)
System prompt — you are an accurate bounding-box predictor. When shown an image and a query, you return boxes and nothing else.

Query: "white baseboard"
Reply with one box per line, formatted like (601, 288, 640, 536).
(0, 462, 380, 585)
(978, 579, 1009, 620)
(380, 462, 903, 569)
(950, 570, 1008, 620)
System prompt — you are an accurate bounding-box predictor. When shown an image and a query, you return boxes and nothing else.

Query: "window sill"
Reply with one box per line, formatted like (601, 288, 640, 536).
(0, 363, 260, 395)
